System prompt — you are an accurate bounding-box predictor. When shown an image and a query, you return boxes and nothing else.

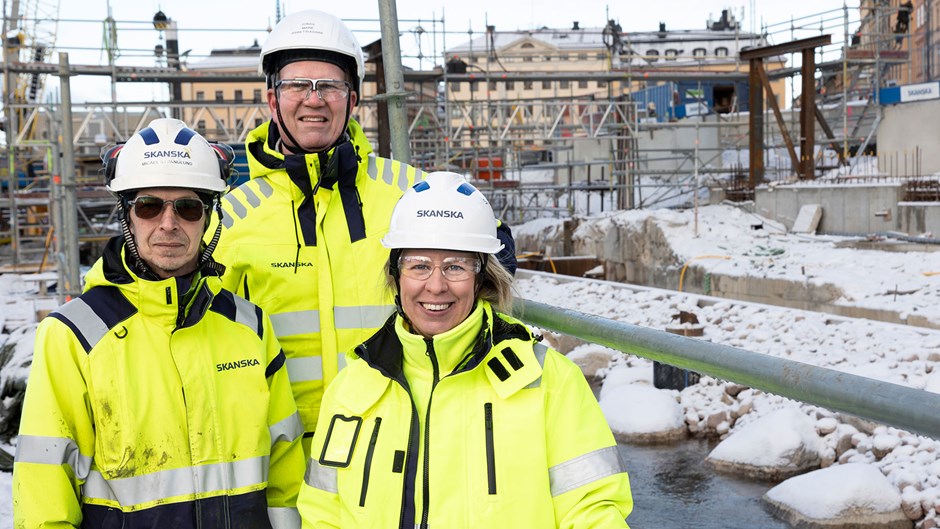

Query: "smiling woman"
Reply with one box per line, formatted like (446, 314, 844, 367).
(295, 171, 634, 528)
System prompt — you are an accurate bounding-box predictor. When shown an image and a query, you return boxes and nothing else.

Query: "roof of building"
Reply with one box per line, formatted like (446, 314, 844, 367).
(446, 25, 765, 55)
(187, 40, 261, 71)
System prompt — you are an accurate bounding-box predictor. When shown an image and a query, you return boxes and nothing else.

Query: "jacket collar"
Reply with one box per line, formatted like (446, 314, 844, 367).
(245, 118, 374, 180)
(85, 236, 220, 328)
(344, 301, 538, 410)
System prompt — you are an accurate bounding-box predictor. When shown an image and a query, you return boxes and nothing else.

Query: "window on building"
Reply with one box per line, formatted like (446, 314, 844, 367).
(578, 80, 588, 89)
(597, 80, 607, 88)
(693, 48, 707, 59)
(596, 52, 606, 60)
(647, 50, 659, 63)
(253, 89, 262, 103)
(665, 49, 679, 61)
(196, 120, 206, 131)
(215, 90, 224, 102)
(544, 54, 552, 62)
(196, 91, 205, 101)
(542, 80, 552, 89)
(578, 53, 588, 60)
(255, 118, 264, 128)
(715, 47, 729, 57)
(234, 90, 243, 103)
(560, 80, 570, 89)
(471, 81, 479, 92)
(506, 81, 515, 90)
(452, 81, 462, 92)
(488, 80, 498, 91)
(236, 119, 243, 130)
(524, 80, 533, 90)
(524, 56, 533, 62)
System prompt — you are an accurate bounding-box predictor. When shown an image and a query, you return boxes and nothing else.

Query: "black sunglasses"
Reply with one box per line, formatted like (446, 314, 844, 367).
(129, 196, 208, 222)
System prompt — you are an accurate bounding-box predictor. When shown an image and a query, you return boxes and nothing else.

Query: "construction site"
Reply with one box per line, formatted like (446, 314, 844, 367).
(2, 0, 938, 296)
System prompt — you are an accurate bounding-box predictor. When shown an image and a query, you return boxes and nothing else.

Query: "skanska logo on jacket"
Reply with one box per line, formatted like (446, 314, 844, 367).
(271, 261, 314, 268)
(416, 209, 464, 219)
(217, 358, 261, 372)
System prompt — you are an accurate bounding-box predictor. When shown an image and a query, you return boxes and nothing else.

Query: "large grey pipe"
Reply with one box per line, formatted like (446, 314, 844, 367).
(517, 298, 940, 440)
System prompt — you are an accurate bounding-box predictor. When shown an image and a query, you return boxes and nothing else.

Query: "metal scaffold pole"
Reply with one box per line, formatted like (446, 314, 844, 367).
(376, 0, 412, 162)
(56, 52, 81, 297)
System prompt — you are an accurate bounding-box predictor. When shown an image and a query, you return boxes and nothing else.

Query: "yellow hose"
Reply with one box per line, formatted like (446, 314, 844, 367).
(516, 252, 557, 274)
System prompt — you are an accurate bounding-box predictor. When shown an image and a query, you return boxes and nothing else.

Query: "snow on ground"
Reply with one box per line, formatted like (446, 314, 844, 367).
(2, 203, 940, 525)
(512, 203, 940, 526)
(550, 204, 940, 325)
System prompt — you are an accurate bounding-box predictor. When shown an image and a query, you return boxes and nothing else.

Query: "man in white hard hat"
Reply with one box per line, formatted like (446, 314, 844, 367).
(14, 118, 305, 528)
(210, 11, 521, 454)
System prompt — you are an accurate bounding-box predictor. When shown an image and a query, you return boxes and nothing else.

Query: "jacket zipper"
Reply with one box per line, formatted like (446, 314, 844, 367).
(360, 417, 382, 507)
(291, 199, 301, 273)
(420, 339, 440, 529)
(484, 402, 496, 494)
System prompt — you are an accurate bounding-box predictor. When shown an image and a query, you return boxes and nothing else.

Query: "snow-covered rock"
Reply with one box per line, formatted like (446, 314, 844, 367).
(764, 463, 912, 529)
(706, 406, 824, 480)
(599, 383, 686, 444)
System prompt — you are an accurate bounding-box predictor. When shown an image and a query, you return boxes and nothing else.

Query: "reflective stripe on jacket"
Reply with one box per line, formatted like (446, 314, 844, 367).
(211, 119, 427, 437)
(13, 238, 305, 529)
(297, 301, 633, 528)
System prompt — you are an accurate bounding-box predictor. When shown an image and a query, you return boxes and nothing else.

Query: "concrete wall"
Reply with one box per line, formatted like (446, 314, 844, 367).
(555, 139, 616, 184)
(529, 212, 940, 329)
(635, 122, 720, 174)
(898, 204, 940, 235)
(879, 99, 940, 177)
(755, 184, 904, 233)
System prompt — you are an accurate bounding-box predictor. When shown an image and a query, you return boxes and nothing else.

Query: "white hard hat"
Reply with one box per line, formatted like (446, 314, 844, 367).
(261, 10, 365, 98)
(105, 118, 229, 194)
(382, 172, 504, 254)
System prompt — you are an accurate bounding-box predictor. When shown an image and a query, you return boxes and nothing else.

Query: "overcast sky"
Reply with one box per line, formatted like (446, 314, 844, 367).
(26, 0, 857, 102)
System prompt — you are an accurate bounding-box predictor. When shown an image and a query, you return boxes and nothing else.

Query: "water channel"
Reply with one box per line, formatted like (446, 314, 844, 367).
(617, 438, 790, 528)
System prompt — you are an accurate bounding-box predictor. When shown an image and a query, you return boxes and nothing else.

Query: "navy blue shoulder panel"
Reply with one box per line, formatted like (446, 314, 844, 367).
(209, 290, 263, 339)
(209, 289, 238, 320)
(49, 286, 137, 354)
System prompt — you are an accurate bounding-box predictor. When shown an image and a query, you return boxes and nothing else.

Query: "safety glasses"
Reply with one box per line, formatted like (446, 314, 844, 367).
(275, 78, 351, 103)
(129, 196, 208, 222)
(398, 255, 481, 282)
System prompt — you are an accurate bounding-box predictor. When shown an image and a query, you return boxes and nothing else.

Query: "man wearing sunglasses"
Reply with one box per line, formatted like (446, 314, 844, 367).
(13, 118, 305, 528)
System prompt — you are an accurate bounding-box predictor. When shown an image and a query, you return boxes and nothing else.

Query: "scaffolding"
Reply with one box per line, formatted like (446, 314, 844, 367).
(0, 4, 919, 270)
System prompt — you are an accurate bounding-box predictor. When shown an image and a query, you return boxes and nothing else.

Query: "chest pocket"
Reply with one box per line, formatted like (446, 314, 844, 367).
(319, 414, 363, 467)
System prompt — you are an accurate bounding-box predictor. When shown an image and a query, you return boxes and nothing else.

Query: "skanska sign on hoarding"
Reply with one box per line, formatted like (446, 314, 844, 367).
(879, 82, 940, 105)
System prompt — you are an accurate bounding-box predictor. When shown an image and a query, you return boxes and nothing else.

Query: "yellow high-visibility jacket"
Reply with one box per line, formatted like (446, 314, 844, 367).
(298, 301, 633, 528)
(13, 237, 305, 529)
(211, 119, 427, 440)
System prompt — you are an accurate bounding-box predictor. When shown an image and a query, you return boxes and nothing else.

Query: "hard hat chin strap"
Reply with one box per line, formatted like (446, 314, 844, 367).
(200, 201, 227, 276)
(119, 201, 159, 281)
